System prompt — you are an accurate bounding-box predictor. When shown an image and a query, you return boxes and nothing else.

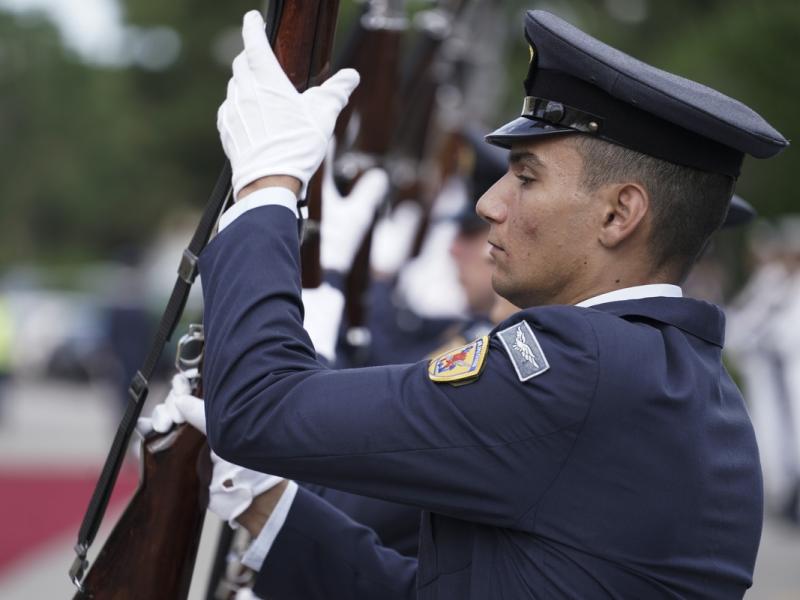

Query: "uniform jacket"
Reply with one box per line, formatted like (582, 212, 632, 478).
(303, 482, 421, 557)
(199, 206, 762, 600)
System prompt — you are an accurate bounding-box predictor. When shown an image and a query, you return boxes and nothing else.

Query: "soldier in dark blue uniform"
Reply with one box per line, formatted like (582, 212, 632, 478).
(200, 9, 788, 599)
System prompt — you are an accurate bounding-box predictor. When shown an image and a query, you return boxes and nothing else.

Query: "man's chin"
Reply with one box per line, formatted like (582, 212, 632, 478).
(491, 276, 517, 306)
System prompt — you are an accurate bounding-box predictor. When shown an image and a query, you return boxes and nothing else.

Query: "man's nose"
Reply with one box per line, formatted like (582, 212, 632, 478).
(476, 175, 509, 224)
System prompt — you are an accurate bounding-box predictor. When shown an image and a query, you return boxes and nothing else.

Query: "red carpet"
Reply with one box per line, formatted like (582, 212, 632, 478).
(0, 465, 138, 575)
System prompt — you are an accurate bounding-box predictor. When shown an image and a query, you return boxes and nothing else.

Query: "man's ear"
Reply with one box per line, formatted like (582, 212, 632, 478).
(598, 183, 649, 249)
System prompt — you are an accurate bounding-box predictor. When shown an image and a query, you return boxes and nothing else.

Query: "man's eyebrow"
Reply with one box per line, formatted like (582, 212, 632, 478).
(508, 150, 546, 170)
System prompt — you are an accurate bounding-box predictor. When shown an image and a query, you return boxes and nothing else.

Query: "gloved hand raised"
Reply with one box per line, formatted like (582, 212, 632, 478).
(217, 10, 360, 200)
(370, 200, 423, 277)
(320, 142, 389, 273)
(137, 373, 284, 528)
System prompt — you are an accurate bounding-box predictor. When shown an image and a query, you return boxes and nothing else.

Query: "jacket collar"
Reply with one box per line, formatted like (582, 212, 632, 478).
(586, 297, 725, 347)
(576, 284, 683, 308)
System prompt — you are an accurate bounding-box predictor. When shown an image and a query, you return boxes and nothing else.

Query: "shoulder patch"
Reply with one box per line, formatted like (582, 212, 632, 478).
(428, 336, 489, 385)
(496, 321, 549, 382)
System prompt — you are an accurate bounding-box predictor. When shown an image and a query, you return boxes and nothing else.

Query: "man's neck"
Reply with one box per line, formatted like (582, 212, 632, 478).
(557, 261, 682, 306)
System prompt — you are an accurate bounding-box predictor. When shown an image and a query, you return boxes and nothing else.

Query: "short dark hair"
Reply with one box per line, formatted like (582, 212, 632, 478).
(572, 135, 735, 280)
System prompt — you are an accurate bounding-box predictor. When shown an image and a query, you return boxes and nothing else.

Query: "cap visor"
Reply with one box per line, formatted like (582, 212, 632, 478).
(485, 117, 576, 149)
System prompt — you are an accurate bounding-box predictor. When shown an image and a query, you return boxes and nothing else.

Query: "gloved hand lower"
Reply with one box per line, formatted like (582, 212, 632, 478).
(136, 372, 207, 435)
(217, 10, 360, 200)
(137, 373, 284, 528)
(208, 452, 283, 528)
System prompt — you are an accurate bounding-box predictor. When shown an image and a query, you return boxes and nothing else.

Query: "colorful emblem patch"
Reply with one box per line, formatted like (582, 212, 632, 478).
(496, 321, 549, 382)
(428, 336, 489, 385)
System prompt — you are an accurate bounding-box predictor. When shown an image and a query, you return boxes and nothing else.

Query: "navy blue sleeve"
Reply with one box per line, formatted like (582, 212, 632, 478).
(200, 206, 599, 528)
(253, 486, 416, 600)
(302, 483, 421, 556)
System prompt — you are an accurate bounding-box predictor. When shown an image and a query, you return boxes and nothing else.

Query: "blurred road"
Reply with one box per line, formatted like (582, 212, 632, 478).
(0, 379, 798, 598)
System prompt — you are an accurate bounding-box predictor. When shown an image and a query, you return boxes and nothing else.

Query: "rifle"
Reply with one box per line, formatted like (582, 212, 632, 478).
(390, 0, 473, 258)
(68, 2, 340, 598)
(332, 0, 408, 365)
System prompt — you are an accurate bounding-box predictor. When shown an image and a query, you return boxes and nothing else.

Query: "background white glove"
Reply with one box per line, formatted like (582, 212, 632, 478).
(137, 373, 284, 528)
(320, 144, 389, 272)
(217, 10, 360, 199)
(370, 200, 423, 276)
(301, 283, 345, 362)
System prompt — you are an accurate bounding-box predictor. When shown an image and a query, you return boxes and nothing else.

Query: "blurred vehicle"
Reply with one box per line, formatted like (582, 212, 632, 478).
(4, 287, 113, 382)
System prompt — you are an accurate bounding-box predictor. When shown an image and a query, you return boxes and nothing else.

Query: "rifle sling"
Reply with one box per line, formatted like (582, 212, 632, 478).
(70, 161, 233, 588)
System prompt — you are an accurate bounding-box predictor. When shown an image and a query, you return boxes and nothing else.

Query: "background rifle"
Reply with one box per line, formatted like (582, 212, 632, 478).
(389, 0, 471, 258)
(390, 0, 504, 260)
(333, 0, 408, 365)
(69, 2, 340, 599)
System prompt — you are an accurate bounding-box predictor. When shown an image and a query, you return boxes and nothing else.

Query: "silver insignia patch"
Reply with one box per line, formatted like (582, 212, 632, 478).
(496, 321, 550, 382)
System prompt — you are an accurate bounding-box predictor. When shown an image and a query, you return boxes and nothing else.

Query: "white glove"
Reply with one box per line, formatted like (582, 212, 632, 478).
(370, 200, 423, 276)
(320, 144, 389, 272)
(136, 372, 207, 435)
(137, 373, 284, 528)
(217, 10, 361, 199)
(302, 283, 345, 362)
(396, 220, 467, 318)
(207, 451, 283, 529)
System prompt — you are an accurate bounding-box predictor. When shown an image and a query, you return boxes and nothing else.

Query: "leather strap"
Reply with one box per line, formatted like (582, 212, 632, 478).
(70, 161, 233, 588)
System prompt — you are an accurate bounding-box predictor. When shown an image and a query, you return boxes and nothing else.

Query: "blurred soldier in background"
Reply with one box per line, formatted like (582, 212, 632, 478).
(105, 249, 154, 411)
(366, 129, 509, 366)
(728, 218, 800, 524)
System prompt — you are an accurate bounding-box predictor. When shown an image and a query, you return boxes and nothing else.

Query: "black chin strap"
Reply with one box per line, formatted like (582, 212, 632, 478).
(69, 161, 233, 590)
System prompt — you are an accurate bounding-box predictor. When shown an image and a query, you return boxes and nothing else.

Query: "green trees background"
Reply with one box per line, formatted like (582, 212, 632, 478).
(0, 0, 796, 269)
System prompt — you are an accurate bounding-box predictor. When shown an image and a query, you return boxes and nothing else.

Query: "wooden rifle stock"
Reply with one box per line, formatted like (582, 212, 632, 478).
(274, 0, 340, 290)
(73, 426, 210, 600)
(73, 323, 209, 600)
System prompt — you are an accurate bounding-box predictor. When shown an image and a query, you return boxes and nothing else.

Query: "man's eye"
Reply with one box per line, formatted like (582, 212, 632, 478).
(517, 175, 535, 186)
